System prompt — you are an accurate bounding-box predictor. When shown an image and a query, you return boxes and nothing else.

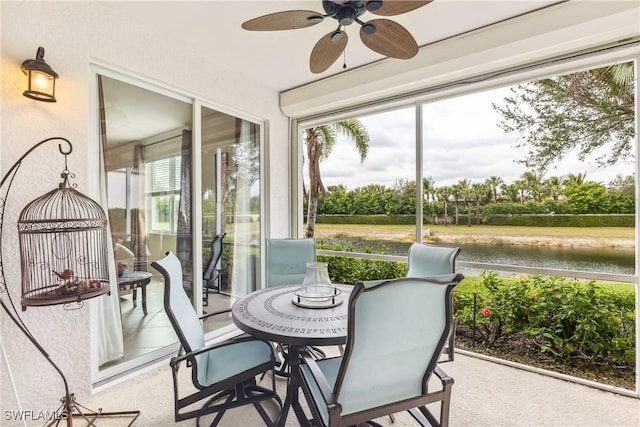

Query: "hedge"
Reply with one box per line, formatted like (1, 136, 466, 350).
(484, 214, 634, 227)
(314, 214, 634, 227)
(315, 214, 417, 225)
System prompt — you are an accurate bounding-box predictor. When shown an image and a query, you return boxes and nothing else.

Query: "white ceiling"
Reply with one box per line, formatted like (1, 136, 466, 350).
(101, 0, 563, 93)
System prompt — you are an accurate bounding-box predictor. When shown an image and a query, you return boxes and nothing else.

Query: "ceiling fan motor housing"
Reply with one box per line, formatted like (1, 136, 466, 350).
(323, 0, 367, 26)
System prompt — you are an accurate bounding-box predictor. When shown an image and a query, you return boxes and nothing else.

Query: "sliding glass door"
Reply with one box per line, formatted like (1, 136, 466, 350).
(200, 107, 262, 328)
(95, 71, 263, 376)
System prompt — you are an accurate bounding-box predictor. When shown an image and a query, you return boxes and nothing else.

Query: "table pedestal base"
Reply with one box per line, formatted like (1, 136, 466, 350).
(277, 345, 311, 427)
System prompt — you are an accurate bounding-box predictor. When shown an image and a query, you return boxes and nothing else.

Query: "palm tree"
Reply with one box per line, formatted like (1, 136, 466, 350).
(451, 184, 461, 225)
(471, 182, 487, 225)
(304, 120, 369, 237)
(485, 176, 503, 203)
(455, 179, 472, 226)
(544, 176, 563, 201)
(521, 171, 543, 202)
(564, 172, 587, 186)
(500, 183, 520, 203)
(514, 179, 527, 204)
(423, 176, 436, 223)
(436, 186, 452, 226)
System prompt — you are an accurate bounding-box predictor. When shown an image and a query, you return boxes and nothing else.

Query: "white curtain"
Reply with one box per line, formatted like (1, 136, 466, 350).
(94, 149, 124, 365)
(231, 120, 254, 297)
(93, 75, 124, 365)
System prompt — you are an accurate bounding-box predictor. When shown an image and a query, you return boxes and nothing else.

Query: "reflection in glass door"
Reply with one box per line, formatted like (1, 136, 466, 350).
(96, 73, 263, 375)
(201, 107, 261, 331)
(99, 74, 193, 369)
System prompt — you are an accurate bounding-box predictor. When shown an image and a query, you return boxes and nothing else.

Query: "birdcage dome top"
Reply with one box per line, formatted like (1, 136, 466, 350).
(18, 174, 107, 229)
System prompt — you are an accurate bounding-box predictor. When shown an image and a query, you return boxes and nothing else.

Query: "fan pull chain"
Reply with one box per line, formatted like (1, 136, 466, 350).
(343, 50, 347, 69)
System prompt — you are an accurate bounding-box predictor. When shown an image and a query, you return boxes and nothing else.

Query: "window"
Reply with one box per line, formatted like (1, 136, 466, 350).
(147, 156, 182, 233)
(297, 58, 637, 393)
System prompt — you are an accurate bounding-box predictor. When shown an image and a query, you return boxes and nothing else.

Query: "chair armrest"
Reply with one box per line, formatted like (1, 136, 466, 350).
(199, 308, 231, 320)
(300, 352, 338, 407)
(434, 365, 454, 387)
(171, 335, 273, 365)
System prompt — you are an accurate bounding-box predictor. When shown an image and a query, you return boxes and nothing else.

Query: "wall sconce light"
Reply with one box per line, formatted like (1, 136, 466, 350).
(21, 46, 58, 102)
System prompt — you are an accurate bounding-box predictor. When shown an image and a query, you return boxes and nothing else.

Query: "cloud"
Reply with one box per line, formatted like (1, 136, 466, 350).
(315, 87, 634, 191)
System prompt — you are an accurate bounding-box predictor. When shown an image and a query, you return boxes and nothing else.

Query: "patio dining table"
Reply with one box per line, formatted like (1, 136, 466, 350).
(231, 283, 352, 427)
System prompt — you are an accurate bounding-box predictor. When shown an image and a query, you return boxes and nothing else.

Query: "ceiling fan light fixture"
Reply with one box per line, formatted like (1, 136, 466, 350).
(361, 23, 376, 35)
(366, 0, 383, 12)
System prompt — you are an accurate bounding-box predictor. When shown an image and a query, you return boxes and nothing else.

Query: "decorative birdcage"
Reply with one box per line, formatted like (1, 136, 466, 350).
(18, 170, 110, 310)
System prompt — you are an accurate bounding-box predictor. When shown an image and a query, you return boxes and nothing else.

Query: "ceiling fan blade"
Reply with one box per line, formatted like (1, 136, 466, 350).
(310, 31, 348, 74)
(241, 10, 324, 31)
(366, 0, 432, 16)
(360, 19, 418, 59)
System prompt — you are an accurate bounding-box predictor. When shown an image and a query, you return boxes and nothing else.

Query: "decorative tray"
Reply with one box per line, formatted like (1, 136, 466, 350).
(292, 285, 343, 309)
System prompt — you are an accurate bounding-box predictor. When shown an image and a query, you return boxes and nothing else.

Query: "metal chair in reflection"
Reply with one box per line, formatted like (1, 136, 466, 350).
(406, 242, 461, 363)
(151, 251, 281, 426)
(299, 275, 463, 427)
(265, 237, 325, 375)
(203, 232, 226, 307)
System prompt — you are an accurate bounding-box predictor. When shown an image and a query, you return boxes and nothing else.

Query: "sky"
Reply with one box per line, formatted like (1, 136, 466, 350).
(318, 87, 635, 191)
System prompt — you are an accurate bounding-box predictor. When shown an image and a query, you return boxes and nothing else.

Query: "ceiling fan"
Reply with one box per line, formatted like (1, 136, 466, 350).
(241, 0, 432, 74)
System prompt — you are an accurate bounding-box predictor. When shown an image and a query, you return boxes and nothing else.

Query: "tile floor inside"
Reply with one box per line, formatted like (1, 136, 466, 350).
(103, 276, 236, 368)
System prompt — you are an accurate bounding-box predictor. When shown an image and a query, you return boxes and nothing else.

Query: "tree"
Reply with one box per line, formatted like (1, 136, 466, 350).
(436, 186, 452, 226)
(423, 176, 437, 222)
(471, 182, 487, 224)
(521, 171, 544, 202)
(493, 62, 635, 173)
(564, 172, 587, 186)
(499, 183, 519, 203)
(485, 176, 503, 203)
(564, 182, 612, 214)
(543, 176, 563, 201)
(514, 179, 527, 204)
(304, 120, 369, 237)
(390, 179, 417, 215)
(608, 174, 635, 214)
(455, 179, 472, 226)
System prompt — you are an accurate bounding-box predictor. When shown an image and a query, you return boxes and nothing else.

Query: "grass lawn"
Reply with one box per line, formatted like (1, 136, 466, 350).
(315, 223, 635, 248)
(315, 223, 634, 239)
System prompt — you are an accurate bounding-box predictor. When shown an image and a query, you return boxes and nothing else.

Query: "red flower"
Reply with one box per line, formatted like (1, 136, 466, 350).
(481, 307, 492, 317)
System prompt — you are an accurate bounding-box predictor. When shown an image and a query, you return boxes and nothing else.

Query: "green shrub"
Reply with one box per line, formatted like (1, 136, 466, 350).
(453, 273, 636, 363)
(311, 246, 636, 365)
(317, 241, 407, 284)
(526, 276, 635, 362)
(453, 272, 530, 347)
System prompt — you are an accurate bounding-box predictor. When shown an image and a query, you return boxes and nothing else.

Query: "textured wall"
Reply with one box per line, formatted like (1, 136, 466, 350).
(0, 1, 289, 423)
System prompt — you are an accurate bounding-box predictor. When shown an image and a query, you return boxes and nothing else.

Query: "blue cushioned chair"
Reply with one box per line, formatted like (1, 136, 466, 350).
(152, 252, 281, 426)
(299, 275, 463, 427)
(406, 242, 461, 363)
(264, 237, 325, 374)
(407, 242, 461, 278)
(265, 237, 316, 287)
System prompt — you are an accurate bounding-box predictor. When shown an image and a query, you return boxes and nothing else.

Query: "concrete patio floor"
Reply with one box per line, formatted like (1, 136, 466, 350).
(85, 351, 639, 427)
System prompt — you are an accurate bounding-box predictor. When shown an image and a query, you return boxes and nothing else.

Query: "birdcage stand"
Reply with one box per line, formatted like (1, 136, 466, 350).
(0, 137, 140, 426)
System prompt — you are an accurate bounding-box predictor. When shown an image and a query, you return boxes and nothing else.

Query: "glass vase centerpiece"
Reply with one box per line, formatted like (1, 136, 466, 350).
(293, 262, 342, 308)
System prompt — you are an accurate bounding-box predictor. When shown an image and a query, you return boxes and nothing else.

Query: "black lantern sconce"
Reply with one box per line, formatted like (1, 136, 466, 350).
(21, 46, 58, 102)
